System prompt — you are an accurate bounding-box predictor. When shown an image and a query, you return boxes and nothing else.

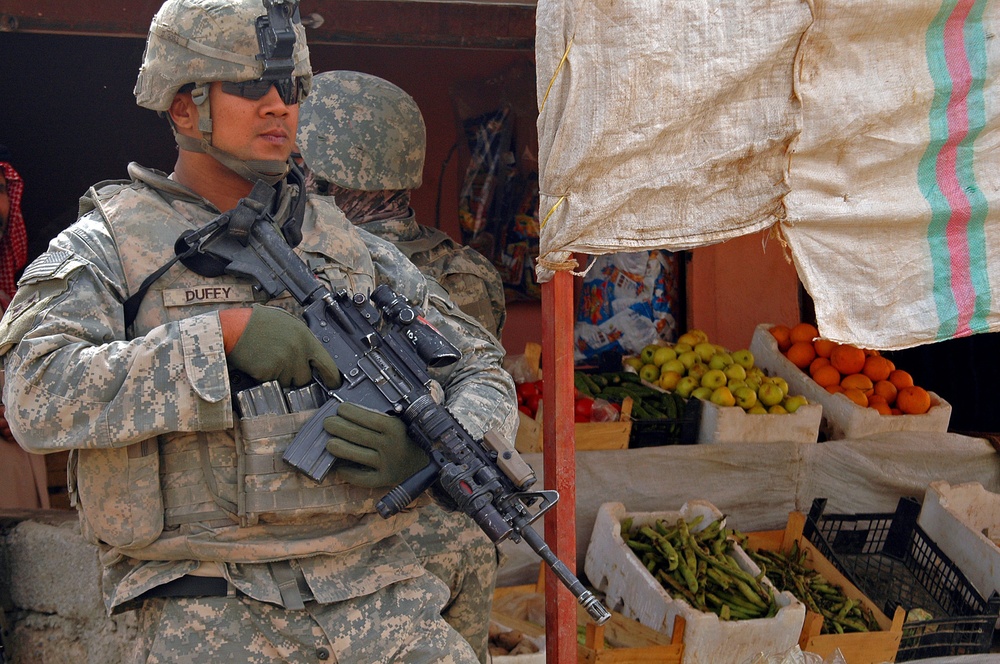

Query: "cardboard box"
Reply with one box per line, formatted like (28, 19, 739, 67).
(743, 512, 905, 663)
(917, 480, 1000, 602)
(514, 400, 633, 453)
(749, 324, 952, 440)
(584, 501, 805, 664)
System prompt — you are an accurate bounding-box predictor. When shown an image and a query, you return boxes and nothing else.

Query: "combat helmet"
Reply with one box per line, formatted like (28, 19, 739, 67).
(297, 71, 425, 191)
(135, 0, 313, 184)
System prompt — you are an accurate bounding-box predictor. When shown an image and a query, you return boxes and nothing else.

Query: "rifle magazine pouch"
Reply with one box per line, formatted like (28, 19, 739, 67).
(237, 411, 386, 527)
(75, 441, 164, 548)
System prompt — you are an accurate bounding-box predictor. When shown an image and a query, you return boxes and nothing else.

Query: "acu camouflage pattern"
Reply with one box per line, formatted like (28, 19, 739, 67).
(297, 71, 425, 191)
(135, 0, 312, 112)
(359, 212, 507, 340)
(130, 571, 479, 663)
(402, 504, 499, 664)
(0, 163, 517, 630)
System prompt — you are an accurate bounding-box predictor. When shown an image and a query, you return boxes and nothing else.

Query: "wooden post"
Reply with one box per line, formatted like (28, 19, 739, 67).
(541, 269, 577, 664)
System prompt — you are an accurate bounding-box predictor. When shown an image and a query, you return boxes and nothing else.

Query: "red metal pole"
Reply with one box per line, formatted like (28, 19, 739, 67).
(541, 269, 577, 664)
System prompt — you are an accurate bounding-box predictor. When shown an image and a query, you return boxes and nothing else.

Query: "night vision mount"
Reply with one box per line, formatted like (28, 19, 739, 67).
(256, 0, 301, 82)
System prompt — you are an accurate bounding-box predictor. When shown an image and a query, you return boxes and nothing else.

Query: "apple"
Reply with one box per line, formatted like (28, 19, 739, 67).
(652, 346, 677, 367)
(660, 359, 686, 376)
(678, 351, 700, 369)
(782, 395, 809, 414)
(659, 371, 683, 391)
(639, 363, 660, 383)
(708, 352, 733, 370)
(733, 386, 758, 410)
(732, 349, 755, 370)
(747, 404, 769, 414)
(694, 342, 717, 362)
(674, 376, 700, 399)
(727, 379, 747, 391)
(623, 356, 644, 371)
(689, 329, 710, 344)
(691, 386, 714, 401)
(744, 375, 763, 392)
(640, 344, 661, 366)
(724, 363, 747, 383)
(677, 332, 701, 347)
(758, 381, 784, 407)
(772, 376, 790, 397)
(701, 369, 728, 390)
(767, 404, 788, 414)
(674, 342, 693, 355)
(710, 386, 736, 408)
(686, 362, 708, 382)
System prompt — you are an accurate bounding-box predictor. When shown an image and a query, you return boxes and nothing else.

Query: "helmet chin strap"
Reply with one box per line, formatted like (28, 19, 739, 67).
(172, 83, 289, 186)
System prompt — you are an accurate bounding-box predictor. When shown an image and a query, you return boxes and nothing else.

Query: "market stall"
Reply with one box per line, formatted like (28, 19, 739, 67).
(525, 0, 1000, 661)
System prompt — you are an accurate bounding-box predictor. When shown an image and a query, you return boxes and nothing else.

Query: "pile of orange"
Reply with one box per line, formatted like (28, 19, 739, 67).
(770, 323, 933, 415)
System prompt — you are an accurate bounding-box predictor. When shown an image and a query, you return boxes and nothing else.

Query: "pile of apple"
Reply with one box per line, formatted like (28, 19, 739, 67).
(625, 330, 810, 414)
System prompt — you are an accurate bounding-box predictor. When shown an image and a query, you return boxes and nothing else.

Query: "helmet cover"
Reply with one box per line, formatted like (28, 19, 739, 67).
(135, 0, 312, 112)
(297, 70, 425, 191)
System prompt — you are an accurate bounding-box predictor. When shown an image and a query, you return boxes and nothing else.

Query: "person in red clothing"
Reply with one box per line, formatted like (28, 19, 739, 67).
(0, 144, 47, 509)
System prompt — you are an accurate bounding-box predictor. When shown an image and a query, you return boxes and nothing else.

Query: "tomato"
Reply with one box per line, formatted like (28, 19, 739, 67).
(516, 381, 542, 403)
(518, 405, 534, 417)
(574, 397, 595, 423)
(524, 394, 542, 418)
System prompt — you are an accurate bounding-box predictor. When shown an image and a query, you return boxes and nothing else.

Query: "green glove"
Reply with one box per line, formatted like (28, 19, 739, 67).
(324, 402, 429, 488)
(228, 305, 342, 389)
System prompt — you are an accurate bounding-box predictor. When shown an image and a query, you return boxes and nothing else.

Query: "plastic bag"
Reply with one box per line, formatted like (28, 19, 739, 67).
(574, 250, 681, 361)
(743, 646, 847, 664)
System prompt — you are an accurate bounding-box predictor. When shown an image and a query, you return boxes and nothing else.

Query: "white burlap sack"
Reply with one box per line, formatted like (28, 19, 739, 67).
(782, 0, 1000, 349)
(534, 0, 811, 279)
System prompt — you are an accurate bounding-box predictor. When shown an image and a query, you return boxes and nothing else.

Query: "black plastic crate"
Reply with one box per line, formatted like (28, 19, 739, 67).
(628, 395, 701, 448)
(804, 496, 1000, 661)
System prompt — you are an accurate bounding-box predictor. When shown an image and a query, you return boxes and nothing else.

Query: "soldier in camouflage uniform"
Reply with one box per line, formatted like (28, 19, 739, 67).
(0, 1, 518, 662)
(298, 71, 509, 664)
(297, 71, 506, 341)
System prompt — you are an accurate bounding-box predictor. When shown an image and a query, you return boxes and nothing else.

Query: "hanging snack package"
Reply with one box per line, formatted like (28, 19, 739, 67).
(574, 250, 681, 362)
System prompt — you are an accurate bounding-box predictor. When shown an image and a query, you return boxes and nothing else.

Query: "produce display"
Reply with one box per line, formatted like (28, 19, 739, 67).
(741, 539, 881, 635)
(619, 513, 780, 621)
(626, 329, 810, 415)
(769, 322, 932, 415)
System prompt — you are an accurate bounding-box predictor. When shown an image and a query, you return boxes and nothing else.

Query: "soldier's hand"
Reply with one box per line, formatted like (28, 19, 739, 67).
(222, 305, 341, 389)
(324, 403, 429, 488)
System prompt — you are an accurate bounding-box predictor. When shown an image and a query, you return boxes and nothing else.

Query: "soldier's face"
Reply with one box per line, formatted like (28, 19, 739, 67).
(209, 81, 300, 164)
(0, 174, 9, 228)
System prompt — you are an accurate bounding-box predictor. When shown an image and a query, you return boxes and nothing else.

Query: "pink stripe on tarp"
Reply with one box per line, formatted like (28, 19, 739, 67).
(936, 0, 976, 335)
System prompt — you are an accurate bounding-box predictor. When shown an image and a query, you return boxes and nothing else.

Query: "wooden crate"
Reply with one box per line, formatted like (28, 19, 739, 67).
(492, 574, 684, 664)
(512, 342, 633, 453)
(743, 512, 905, 664)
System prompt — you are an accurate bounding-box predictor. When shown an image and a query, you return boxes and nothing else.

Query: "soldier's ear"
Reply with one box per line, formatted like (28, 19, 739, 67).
(168, 91, 199, 134)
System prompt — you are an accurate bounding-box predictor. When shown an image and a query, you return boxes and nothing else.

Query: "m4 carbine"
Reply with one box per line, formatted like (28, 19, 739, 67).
(176, 181, 610, 625)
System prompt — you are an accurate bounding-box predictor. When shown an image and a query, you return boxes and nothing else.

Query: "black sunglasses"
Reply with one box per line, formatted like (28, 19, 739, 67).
(220, 76, 306, 105)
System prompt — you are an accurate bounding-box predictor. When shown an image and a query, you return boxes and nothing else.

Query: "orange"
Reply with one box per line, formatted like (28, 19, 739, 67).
(830, 344, 866, 375)
(842, 387, 869, 407)
(813, 338, 838, 358)
(862, 355, 893, 383)
(825, 384, 846, 395)
(897, 385, 931, 415)
(867, 394, 889, 408)
(809, 356, 831, 376)
(785, 341, 816, 370)
(869, 401, 892, 415)
(888, 369, 914, 391)
(790, 322, 820, 344)
(770, 325, 792, 353)
(840, 373, 874, 395)
(811, 364, 842, 388)
(873, 380, 898, 406)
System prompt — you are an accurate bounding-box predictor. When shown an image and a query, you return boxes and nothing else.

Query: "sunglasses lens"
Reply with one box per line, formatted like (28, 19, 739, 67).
(221, 77, 302, 104)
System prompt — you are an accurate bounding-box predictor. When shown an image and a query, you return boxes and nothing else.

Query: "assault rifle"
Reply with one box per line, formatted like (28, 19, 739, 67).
(176, 181, 611, 625)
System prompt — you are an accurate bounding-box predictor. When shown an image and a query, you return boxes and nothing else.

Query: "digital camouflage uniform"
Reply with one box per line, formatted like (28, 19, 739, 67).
(0, 164, 516, 663)
(298, 70, 510, 663)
